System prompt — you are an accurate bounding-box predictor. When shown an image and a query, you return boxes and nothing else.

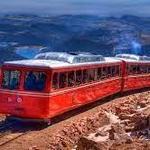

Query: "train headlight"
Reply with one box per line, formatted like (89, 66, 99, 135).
(17, 97, 22, 103)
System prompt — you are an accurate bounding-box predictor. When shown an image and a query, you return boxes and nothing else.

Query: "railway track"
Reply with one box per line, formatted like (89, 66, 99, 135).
(0, 119, 29, 147)
(0, 132, 27, 147)
(0, 117, 46, 148)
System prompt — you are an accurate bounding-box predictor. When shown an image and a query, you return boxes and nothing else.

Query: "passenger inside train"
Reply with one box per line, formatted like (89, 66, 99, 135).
(25, 72, 36, 90)
(24, 71, 47, 91)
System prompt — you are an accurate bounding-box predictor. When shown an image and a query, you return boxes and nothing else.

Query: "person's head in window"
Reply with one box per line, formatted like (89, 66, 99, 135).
(28, 71, 36, 79)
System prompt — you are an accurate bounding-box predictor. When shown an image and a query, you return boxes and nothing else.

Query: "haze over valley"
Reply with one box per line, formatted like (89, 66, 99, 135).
(0, 0, 150, 63)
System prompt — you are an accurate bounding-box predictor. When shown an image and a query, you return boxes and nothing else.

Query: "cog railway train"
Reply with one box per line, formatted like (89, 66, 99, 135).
(0, 52, 149, 123)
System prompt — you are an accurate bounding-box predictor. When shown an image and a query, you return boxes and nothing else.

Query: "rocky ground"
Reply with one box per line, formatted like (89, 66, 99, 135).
(75, 98, 150, 150)
(0, 90, 149, 150)
(49, 91, 150, 150)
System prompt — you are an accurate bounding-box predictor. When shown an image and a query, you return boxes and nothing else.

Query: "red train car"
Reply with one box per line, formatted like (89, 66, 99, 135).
(116, 54, 150, 91)
(0, 52, 123, 121)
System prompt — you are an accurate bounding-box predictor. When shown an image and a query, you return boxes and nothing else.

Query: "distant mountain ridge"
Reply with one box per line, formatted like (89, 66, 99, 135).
(0, 14, 149, 64)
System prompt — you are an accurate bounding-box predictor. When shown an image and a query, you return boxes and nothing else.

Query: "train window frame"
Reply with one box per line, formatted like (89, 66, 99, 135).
(82, 69, 88, 84)
(2, 69, 21, 90)
(107, 66, 112, 77)
(112, 66, 118, 77)
(101, 66, 108, 79)
(68, 71, 76, 87)
(88, 68, 96, 82)
(52, 71, 76, 90)
(52, 72, 59, 90)
(128, 64, 149, 75)
(58, 72, 68, 89)
(116, 65, 120, 77)
(76, 70, 83, 86)
(148, 65, 150, 73)
(140, 65, 147, 74)
(24, 71, 47, 92)
(136, 65, 140, 74)
(128, 65, 137, 75)
(97, 67, 102, 80)
(51, 64, 122, 91)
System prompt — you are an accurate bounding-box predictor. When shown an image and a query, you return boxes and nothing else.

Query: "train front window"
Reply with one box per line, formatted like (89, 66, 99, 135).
(24, 71, 47, 91)
(2, 70, 20, 90)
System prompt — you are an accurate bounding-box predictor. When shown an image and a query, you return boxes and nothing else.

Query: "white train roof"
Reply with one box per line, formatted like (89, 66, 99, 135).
(116, 54, 150, 64)
(4, 52, 121, 69)
(116, 54, 150, 63)
(34, 52, 105, 63)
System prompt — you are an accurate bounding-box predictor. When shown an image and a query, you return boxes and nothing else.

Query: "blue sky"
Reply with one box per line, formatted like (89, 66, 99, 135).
(0, 0, 150, 16)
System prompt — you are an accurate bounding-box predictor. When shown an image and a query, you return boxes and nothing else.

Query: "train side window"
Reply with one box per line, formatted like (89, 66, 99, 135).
(95, 68, 98, 81)
(59, 72, 67, 88)
(83, 69, 88, 83)
(146, 66, 148, 73)
(107, 66, 111, 77)
(130, 65, 137, 75)
(88, 69, 96, 82)
(136, 65, 140, 74)
(76, 70, 82, 85)
(128, 65, 132, 75)
(144, 66, 147, 73)
(116, 66, 120, 76)
(146, 66, 149, 73)
(97, 67, 102, 80)
(148, 66, 150, 73)
(127, 65, 130, 75)
(101, 67, 107, 79)
(111, 66, 116, 77)
(24, 71, 46, 91)
(141, 65, 147, 74)
(128, 65, 149, 75)
(2, 70, 20, 90)
(68, 71, 75, 87)
(52, 73, 59, 89)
